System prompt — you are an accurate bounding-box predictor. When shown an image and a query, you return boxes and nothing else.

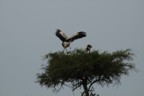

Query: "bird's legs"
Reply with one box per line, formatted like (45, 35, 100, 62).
(63, 48, 68, 53)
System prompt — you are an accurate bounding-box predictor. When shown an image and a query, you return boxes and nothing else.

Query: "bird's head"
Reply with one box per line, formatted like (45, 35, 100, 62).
(87, 44, 92, 48)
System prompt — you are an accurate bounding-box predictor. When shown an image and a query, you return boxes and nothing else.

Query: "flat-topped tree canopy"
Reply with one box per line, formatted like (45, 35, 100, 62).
(37, 49, 135, 96)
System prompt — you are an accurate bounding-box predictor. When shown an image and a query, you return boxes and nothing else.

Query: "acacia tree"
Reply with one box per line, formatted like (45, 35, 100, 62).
(36, 49, 135, 96)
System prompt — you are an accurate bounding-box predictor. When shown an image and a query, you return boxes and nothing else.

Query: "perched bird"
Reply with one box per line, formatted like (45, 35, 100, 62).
(55, 29, 86, 50)
(86, 44, 92, 53)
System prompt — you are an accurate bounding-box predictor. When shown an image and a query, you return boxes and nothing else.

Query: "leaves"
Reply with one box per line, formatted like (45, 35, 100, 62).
(36, 49, 135, 92)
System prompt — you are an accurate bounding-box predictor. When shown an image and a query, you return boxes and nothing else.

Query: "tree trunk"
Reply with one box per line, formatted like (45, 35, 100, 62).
(82, 79, 89, 96)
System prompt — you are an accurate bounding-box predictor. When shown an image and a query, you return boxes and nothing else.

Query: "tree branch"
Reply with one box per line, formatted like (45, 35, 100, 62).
(88, 77, 101, 91)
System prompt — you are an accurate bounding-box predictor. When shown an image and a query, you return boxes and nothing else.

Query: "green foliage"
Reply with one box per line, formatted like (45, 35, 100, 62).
(36, 49, 135, 94)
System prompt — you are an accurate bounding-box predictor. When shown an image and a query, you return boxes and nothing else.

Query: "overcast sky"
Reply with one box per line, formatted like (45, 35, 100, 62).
(0, 0, 144, 96)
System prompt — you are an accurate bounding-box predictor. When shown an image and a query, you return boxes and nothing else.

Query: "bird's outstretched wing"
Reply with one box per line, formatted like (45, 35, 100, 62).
(55, 29, 68, 42)
(68, 31, 86, 42)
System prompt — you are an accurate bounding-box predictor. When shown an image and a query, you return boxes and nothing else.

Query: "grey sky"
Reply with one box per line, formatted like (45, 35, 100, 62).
(0, 0, 144, 96)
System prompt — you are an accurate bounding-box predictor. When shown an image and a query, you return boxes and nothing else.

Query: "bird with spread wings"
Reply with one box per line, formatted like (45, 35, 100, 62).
(55, 29, 86, 51)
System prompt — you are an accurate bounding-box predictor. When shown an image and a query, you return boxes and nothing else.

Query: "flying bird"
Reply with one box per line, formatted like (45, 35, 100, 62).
(55, 29, 86, 50)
